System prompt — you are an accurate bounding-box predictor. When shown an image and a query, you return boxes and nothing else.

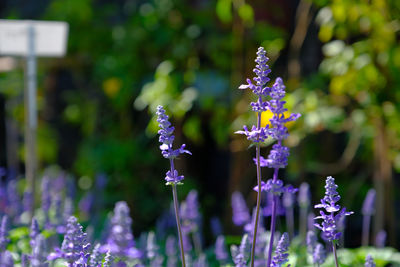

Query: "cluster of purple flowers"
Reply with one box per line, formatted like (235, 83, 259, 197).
(314, 176, 353, 243)
(236, 46, 300, 266)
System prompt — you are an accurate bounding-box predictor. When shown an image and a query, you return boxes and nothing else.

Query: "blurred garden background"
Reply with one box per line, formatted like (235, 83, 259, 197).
(0, 0, 400, 250)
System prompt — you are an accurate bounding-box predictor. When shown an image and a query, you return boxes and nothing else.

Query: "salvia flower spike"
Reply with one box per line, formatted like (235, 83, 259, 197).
(264, 77, 299, 267)
(156, 105, 191, 267)
(231, 191, 251, 226)
(365, 254, 376, 267)
(313, 243, 326, 267)
(314, 176, 353, 267)
(236, 46, 271, 267)
(0, 215, 10, 251)
(271, 232, 290, 267)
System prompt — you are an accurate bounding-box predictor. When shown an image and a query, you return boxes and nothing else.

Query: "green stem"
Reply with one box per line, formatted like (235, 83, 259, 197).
(172, 184, 186, 267)
(250, 108, 262, 267)
(332, 242, 339, 267)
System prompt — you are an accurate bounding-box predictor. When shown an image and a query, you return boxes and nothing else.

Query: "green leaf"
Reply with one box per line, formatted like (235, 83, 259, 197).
(216, 0, 232, 23)
(238, 4, 254, 26)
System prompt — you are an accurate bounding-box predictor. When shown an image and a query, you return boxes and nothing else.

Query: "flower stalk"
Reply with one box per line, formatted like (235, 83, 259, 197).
(237, 47, 299, 266)
(156, 105, 191, 267)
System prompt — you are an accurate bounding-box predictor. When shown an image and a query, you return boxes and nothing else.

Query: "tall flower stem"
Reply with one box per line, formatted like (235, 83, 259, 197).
(332, 242, 339, 267)
(172, 184, 186, 267)
(266, 167, 279, 266)
(250, 109, 262, 267)
(156, 106, 190, 267)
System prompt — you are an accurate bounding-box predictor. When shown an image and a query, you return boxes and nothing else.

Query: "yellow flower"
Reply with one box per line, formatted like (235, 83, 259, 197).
(261, 110, 295, 128)
(103, 78, 122, 98)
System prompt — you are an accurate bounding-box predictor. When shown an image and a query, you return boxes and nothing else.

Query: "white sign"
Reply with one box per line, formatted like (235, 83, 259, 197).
(0, 19, 68, 57)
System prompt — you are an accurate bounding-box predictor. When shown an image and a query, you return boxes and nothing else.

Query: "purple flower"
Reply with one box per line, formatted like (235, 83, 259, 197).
(231, 191, 250, 226)
(30, 217, 40, 248)
(298, 182, 311, 208)
(21, 254, 30, 267)
(180, 190, 201, 233)
(235, 125, 268, 143)
(182, 231, 192, 252)
(230, 234, 250, 267)
(165, 170, 184, 184)
(100, 201, 141, 259)
(210, 217, 223, 237)
(362, 189, 376, 216)
(215, 236, 228, 263)
(253, 156, 268, 167)
(165, 235, 177, 257)
(41, 177, 51, 229)
(48, 216, 90, 265)
(306, 231, 317, 254)
(313, 243, 326, 265)
(365, 254, 376, 267)
(375, 230, 386, 248)
(267, 78, 301, 141)
(103, 250, 114, 267)
(262, 192, 285, 217)
(264, 143, 289, 169)
(194, 253, 207, 267)
(314, 176, 353, 242)
(146, 231, 159, 260)
(0, 250, 13, 266)
(90, 243, 103, 267)
(253, 179, 297, 196)
(156, 105, 191, 161)
(23, 190, 33, 214)
(244, 207, 264, 234)
(0, 215, 10, 251)
(271, 232, 290, 267)
(31, 234, 49, 267)
(6, 179, 22, 222)
(238, 47, 271, 99)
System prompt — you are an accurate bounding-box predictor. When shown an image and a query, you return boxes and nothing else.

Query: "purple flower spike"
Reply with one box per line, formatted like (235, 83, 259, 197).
(23, 190, 33, 214)
(0, 250, 14, 266)
(215, 236, 228, 263)
(21, 254, 29, 267)
(0, 215, 10, 251)
(31, 234, 49, 267)
(165, 170, 184, 184)
(365, 254, 376, 267)
(253, 156, 268, 167)
(314, 176, 353, 243)
(230, 234, 250, 267)
(48, 216, 90, 265)
(90, 243, 103, 267)
(306, 231, 317, 254)
(271, 232, 290, 267)
(264, 142, 289, 169)
(231, 191, 250, 226)
(298, 183, 311, 208)
(180, 190, 200, 233)
(100, 201, 141, 259)
(156, 105, 191, 161)
(362, 189, 376, 216)
(239, 47, 271, 98)
(30, 217, 40, 247)
(313, 243, 326, 265)
(375, 230, 386, 248)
